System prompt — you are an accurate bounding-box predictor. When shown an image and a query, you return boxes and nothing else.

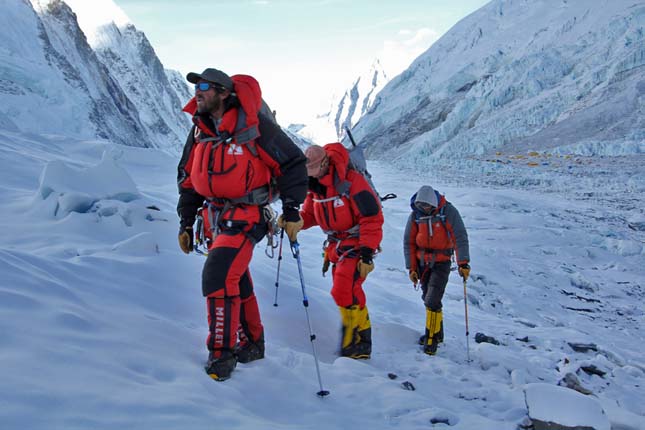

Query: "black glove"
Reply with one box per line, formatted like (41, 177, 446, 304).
(178, 220, 194, 254)
(360, 247, 374, 264)
(322, 250, 330, 276)
(281, 205, 301, 222)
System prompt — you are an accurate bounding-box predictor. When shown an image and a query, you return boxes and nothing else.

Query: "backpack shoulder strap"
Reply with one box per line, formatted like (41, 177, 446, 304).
(333, 169, 352, 198)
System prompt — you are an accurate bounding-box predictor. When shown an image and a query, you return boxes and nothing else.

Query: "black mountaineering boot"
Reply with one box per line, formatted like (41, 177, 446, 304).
(235, 339, 265, 363)
(205, 350, 237, 381)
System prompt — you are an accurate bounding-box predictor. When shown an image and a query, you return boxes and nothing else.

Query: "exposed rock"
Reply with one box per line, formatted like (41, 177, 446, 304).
(567, 342, 598, 353)
(579, 365, 606, 378)
(558, 372, 593, 395)
(475, 332, 500, 345)
(400, 381, 415, 391)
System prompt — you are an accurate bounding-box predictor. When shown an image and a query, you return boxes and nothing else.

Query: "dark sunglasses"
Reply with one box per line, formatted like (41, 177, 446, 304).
(415, 201, 435, 211)
(194, 82, 224, 92)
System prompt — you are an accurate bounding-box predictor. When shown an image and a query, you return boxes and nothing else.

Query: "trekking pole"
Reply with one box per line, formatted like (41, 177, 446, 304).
(345, 126, 358, 148)
(290, 240, 330, 397)
(273, 228, 285, 307)
(463, 278, 471, 363)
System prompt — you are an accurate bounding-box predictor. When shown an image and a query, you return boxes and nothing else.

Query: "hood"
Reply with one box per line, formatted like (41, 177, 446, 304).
(182, 74, 262, 135)
(323, 142, 350, 181)
(415, 185, 438, 207)
(410, 185, 445, 213)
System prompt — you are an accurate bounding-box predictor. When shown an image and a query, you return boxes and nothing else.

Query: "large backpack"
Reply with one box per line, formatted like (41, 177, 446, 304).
(186, 75, 282, 254)
(342, 127, 396, 203)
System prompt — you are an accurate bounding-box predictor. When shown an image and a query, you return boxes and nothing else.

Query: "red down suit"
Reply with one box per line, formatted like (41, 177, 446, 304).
(177, 75, 307, 357)
(300, 143, 383, 308)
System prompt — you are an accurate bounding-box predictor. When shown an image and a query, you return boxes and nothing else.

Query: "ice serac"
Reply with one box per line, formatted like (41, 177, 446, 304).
(333, 59, 388, 138)
(351, 0, 645, 160)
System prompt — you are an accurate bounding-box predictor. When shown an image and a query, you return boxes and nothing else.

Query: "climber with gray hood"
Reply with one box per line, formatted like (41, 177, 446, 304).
(403, 185, 470, 355)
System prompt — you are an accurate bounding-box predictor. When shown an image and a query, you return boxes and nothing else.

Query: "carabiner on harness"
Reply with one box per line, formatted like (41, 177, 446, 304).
(193, 213, 210, 256)
(264, 205, 281, 258)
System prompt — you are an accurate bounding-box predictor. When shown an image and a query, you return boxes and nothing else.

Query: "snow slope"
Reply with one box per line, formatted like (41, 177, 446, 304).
(0, 129, 643, 429)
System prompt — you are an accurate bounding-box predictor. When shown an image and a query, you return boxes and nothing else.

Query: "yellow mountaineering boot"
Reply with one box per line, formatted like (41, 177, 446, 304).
(424, 309, 443, 356)
(418, 318, 443, 345)
(340, 305, 372, 359)
(354, 305, 372, 359)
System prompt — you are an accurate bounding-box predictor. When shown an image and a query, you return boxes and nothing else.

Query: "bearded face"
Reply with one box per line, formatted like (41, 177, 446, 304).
(196, 87, 222, 114)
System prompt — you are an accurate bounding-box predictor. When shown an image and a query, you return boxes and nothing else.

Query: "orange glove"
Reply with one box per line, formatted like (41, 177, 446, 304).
(357, 260, 374, 278)
(178, 225, 193, 254)
(277, 214, 304, 242)
(458, 263, 471, 280)
(357, 247, 375, 278)
(409, 270, 419, 284)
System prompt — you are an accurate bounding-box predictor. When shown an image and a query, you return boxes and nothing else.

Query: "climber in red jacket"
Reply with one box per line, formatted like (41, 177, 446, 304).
(298, 143, 383, 359)
(404, 185, 470, 355)
(176, 68, 307, 380)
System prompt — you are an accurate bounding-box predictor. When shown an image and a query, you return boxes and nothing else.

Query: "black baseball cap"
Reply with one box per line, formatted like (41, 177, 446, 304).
(186, 68, 233, 91)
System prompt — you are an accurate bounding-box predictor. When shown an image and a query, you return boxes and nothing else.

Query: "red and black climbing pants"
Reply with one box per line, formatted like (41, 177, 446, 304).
(203, 221, 265, 358)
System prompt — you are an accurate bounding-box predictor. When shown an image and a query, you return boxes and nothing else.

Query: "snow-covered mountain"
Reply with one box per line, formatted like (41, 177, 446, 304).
(76, 16, 191, 152)
(334, 59, 388, 137)
(0, 0, 190, 152)
(283, 126, 313, 151)
(351, 0, 644, 160)
(165, 68, 192, 105)
(298, 59, 388, 144)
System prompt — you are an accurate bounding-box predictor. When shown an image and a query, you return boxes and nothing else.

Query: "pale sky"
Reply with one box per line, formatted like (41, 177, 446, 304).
(111, 0, 490, 125)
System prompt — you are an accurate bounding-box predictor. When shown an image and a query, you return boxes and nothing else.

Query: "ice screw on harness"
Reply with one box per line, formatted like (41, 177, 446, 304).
(290, 240, 330, 397)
